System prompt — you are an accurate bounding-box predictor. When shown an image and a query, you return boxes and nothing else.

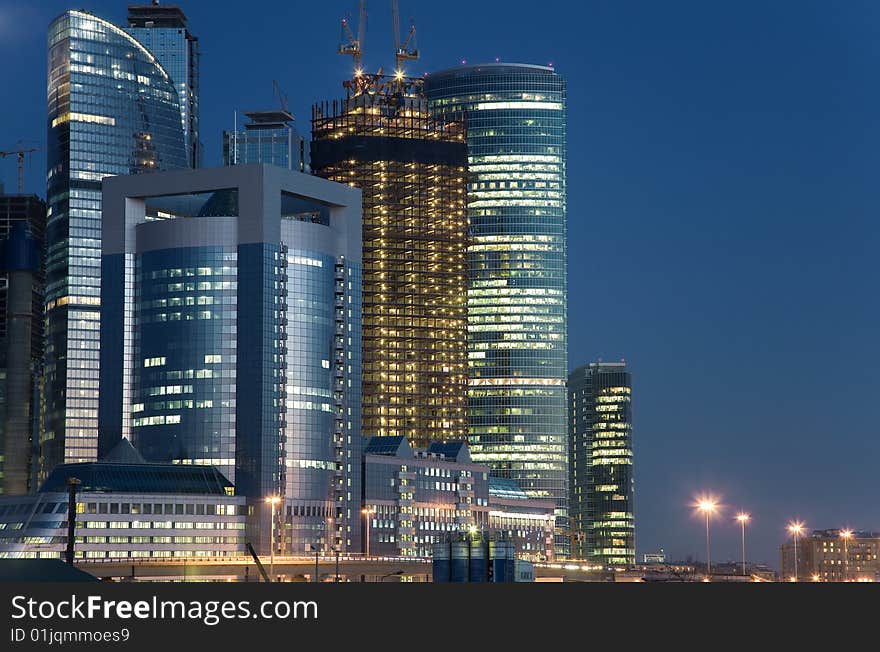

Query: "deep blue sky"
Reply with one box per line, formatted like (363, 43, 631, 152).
(2, 0, 879, 566)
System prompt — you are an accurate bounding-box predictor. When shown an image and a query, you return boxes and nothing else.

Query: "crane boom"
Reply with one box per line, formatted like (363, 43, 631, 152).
(338, 1, 367, 72)
(0, 145, 37, 194)
(391, 0, 418, 71)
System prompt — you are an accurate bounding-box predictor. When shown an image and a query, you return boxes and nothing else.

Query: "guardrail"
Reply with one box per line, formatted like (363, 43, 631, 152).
(76, 554, 433, 566)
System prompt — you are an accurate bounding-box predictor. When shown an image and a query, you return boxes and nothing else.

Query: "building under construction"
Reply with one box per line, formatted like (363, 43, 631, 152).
(0, 189, 46, 495)
(311, 73, 468, 446)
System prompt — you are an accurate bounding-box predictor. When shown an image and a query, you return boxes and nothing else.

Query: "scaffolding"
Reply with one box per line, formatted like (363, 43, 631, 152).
(312, 75, 468, 446)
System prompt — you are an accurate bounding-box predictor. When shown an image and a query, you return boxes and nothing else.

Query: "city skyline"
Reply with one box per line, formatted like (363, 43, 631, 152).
(1, 0, 878, 565)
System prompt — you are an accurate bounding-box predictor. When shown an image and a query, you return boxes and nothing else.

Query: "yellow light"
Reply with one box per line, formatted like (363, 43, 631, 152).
(811, 574, 820, 582)
(696, 497, 718, 515)
(840, 529, 853, 540)
(395, 69, 404, 79)
(264, 496, 281, 505)
(736, 512, 750, 523)
(354, 68, 363, 77)
(788, 521, 804, 535)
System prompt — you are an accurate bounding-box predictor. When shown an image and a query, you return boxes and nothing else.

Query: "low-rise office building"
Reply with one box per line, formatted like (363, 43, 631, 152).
(780, 529, 880, 581)
(363, 436, 555, 559)
(0, 441, 246, 560)
(488, 478, 556, 562)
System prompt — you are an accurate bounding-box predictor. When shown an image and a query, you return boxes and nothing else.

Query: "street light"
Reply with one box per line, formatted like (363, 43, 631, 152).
(361, 507, 374, 557)
(736, 513, 750, 576)
(331, 546, 341, 583)
(310, 544, 320, 583)
(265, 496, 282, 582)
(696, 497, 718, 580)
(787, 521, 804, 582)
(840, 529, 853, 583)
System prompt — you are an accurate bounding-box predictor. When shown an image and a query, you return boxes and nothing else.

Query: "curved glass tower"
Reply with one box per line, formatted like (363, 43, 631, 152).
(44, 10, 188, 473)
(425, 63, 568, 554)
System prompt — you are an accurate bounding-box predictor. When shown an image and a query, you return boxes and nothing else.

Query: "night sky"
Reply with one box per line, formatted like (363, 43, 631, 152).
(1, 0, 879, 566)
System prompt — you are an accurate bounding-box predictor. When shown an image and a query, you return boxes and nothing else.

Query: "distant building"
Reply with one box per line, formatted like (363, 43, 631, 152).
(97, 164, 362, 555)
(223, 110, 308, 173)
(642, 550, 666, 564)
(568, 362, 634, 566)
(0, 193, 46, 495)
(363, 437, 555, 560)
(0, 441, 246, 560)
(780, 529, 880, 582)
(126, 2, 201, 167)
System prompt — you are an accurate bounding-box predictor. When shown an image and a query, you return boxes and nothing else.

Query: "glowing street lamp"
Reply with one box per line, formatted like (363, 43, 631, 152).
(788, 521, 805, 582)
(840, 529, 853, 582)
(265, 496, 282, 582)
(362, 507, 374, 557)
(736, 513, 750, 576)
(696, 497, 718, 580)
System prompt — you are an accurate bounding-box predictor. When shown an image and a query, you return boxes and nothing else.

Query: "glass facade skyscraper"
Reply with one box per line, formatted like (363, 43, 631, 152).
(311, 76, 469, 448)
(568, 362, 634, 566)
(425, 64, 569, 554)
(43, 10, 188, 474)
(98, 164, 363, 554)
(125, 4, 201, 168)
(223, 110, 308, 173)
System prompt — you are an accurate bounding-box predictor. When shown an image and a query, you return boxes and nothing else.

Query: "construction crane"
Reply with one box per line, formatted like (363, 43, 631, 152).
(339, 0, 367, 74)
(0, 144, 37, 194)
(391, 0, 419, 73)
(273, 79, 289, 113)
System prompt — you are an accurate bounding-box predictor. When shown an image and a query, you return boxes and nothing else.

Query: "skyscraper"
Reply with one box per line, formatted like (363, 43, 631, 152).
(223, 109, 308, 172)
(126, 3, 201, 168)
(98, 164, 363, 553)
(43, 10, 188, 474)
(311, 75, 469, 447)
(568, 362, 634, 566)
(0, 192, 46, 495)
(425, 63, 569, 553)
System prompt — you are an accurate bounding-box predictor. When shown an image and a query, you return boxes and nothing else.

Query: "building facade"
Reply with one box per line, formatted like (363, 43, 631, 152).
(0, 450, 246, 561)
(363, 436, 555, 560)
(126, 3, 201, 168)
(425, 64, 569, 553)
(311, 75, 469, 447)
(780, 529, 880, 582)
(223, 110, 307, 173)
(488, 477, 555, 562)
(0, 194, 46, 495)
(44, 10, 189, 475)
(98, 164, 362, 555)
(568, 362, 634, 566)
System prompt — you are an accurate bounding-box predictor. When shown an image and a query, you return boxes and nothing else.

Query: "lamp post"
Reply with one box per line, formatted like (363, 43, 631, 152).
(310, 544, 320, 583)
(736, 513, 750, 576)
(65, 477, 81, 565)
(332, 546, 340, 582)
(787, 522, 804, 582)
(840, 529, 853, 582)
(265, 496, 282, 582)
(361, 507, 374, 557)
(697, 498, 718, 580)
